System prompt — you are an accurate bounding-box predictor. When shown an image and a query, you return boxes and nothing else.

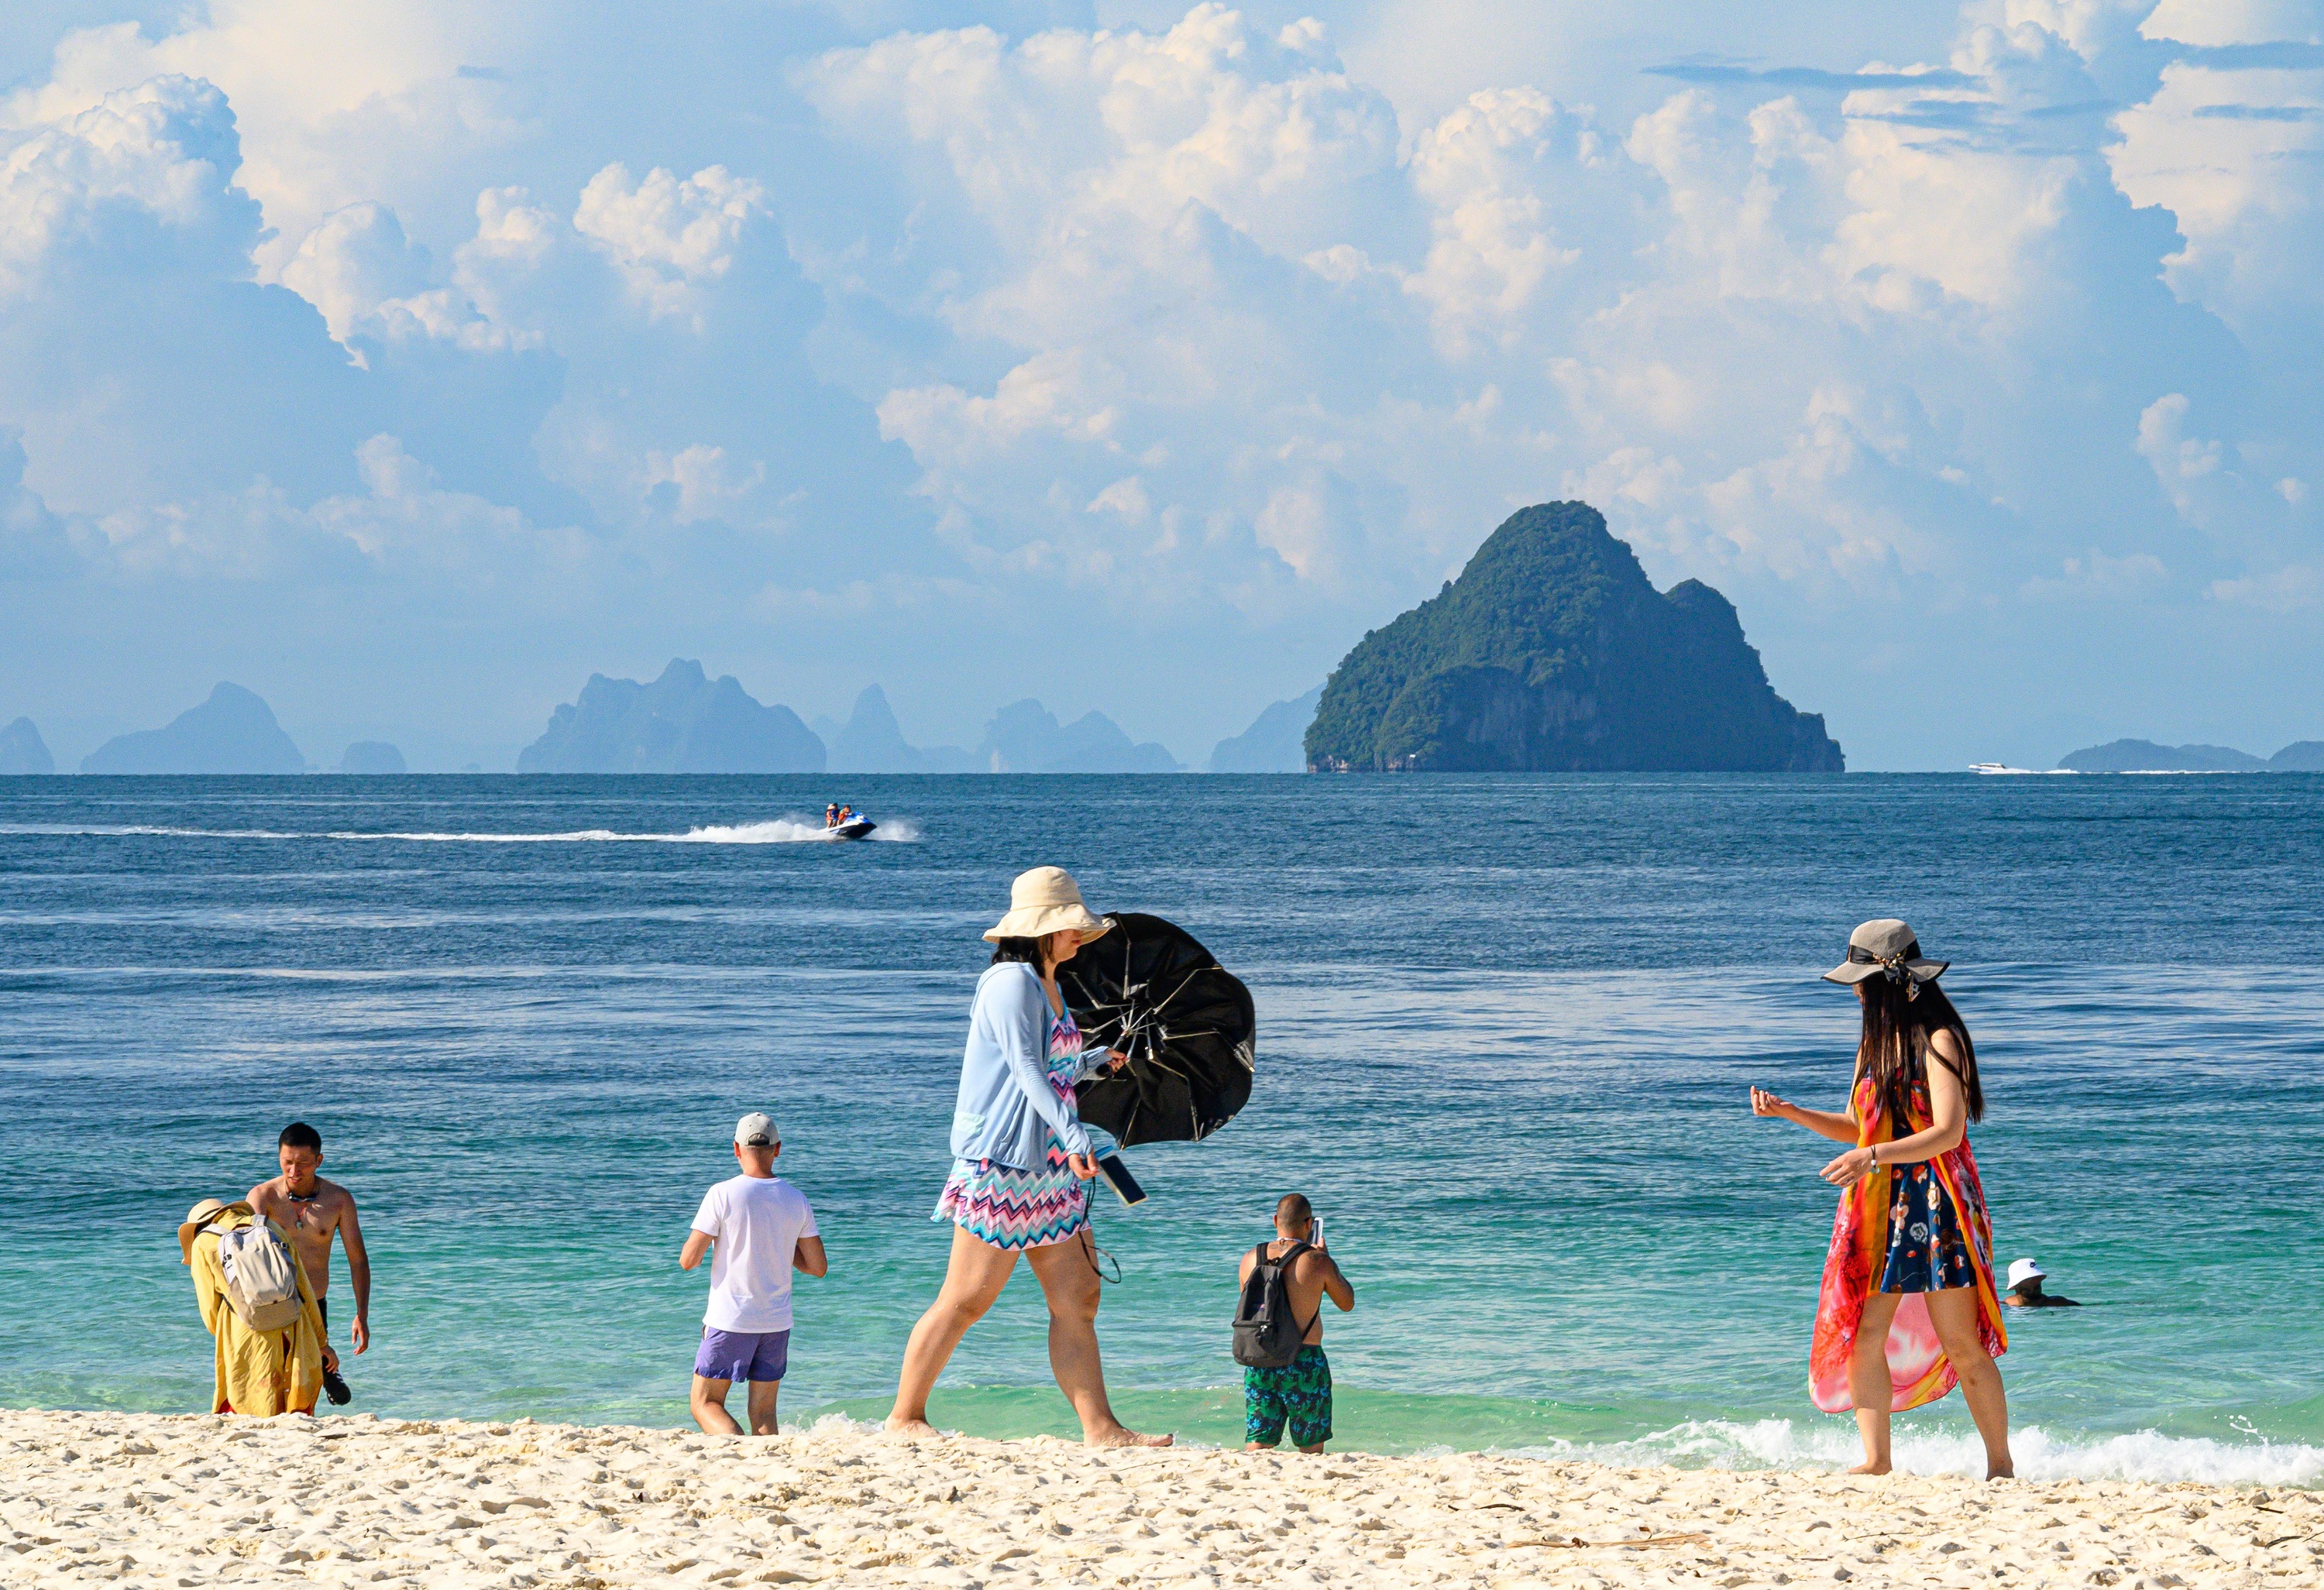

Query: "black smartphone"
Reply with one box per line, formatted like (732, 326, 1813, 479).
(1095, 1154, 1147, 1207)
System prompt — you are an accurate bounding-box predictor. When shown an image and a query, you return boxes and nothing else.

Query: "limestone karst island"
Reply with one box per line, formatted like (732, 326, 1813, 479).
(1305, 502, 1844, 774)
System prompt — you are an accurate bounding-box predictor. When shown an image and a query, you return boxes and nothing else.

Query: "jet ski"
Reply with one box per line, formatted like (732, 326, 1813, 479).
(831, 816, 876, 840)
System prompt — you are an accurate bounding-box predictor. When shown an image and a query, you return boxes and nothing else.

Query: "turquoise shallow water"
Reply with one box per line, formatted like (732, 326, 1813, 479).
(2, 774, 2319, 1483)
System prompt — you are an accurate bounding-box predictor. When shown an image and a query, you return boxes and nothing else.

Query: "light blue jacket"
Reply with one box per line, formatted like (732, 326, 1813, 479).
(948, 963, 1102, 1170)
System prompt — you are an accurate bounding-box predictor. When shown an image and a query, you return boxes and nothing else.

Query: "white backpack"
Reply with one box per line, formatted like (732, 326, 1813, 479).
(215, 1219, 304, 1332)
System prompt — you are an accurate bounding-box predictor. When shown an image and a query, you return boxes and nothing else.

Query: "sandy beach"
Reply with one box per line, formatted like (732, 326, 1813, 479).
(2, 1410, 2314, 1589)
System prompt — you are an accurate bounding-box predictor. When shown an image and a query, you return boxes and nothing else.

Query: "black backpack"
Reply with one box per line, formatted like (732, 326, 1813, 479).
(1232, 1240, 1315, 1368)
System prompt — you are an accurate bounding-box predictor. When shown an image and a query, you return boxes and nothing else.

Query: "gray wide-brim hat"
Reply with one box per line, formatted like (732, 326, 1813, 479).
(1823, 919, 1949, 987)
(983, 865, 1113, 944)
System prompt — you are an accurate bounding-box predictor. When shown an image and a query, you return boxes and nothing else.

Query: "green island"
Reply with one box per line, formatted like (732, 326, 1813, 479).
(1305, 501, 1844, 773)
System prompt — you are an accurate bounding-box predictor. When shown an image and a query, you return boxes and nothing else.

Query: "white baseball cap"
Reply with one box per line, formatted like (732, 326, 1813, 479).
(734, 1112, 779, 1147)
(2006, 1258, 2046, 1290)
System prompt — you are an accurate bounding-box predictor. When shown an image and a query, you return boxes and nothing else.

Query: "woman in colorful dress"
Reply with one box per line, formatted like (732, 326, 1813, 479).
(1751, 919, 2013, 1478)
(886, 866, 1170, 1447)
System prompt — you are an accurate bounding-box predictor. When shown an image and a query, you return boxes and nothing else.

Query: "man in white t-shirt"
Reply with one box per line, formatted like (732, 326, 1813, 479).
(679, 1111, 827, 1434)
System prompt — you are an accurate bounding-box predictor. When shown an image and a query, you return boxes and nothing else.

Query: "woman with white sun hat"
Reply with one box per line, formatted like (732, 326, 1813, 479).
(885, 866, 1168, 1447)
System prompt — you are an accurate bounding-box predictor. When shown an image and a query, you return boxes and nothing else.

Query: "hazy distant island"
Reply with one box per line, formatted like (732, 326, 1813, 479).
(976, 699, 1181, 773)
(816, 686, 978, 774)
(1209, 685, 1322, 773)
(1305, 502, 1844, 773)
(1, 717, 53, 774)
(81, 683, 305, 774)
(2058, 738, 2324, 772)
(518, 660, 823, 774)
(339, 741, 407, 774)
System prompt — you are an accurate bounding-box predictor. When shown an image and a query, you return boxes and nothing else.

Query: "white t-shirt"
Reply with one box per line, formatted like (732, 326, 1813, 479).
(690, 1175, 819, 1332)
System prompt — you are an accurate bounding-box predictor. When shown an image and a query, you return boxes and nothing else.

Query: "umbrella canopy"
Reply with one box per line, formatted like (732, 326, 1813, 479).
(1060, 912, 1254, 1146)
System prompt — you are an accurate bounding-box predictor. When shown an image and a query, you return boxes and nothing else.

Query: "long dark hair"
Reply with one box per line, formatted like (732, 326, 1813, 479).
(990, 935, 1048, 968)
(1858, 974, 1984, 1126)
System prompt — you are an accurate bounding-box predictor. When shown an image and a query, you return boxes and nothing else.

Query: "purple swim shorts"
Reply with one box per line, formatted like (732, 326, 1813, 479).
(693, 1327, 790, 1384)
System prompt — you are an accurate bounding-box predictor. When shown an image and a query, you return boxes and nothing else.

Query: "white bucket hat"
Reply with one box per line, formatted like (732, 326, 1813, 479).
(983, 865, 1113, 944)
(2006, 1258, 2047, 1290)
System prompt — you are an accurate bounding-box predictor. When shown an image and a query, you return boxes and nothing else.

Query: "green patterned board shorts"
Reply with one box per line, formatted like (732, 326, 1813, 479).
(1244, 1344, 1332, 1448)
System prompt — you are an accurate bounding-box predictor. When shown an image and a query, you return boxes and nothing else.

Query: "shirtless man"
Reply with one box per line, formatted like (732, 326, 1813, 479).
(249, 1121, 370, 1404)
(1237, 1194, 1354, 1453)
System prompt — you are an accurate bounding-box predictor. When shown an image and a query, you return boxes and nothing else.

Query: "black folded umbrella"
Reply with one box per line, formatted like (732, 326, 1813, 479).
(1059, 912, 1254, 1146)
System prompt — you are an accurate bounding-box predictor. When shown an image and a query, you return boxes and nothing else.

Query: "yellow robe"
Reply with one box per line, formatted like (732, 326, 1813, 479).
(186, 1204, 329, 1416)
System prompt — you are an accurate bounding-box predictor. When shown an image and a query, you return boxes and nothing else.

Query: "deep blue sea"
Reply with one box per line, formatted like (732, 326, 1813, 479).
(2, 774, 2320, 1483)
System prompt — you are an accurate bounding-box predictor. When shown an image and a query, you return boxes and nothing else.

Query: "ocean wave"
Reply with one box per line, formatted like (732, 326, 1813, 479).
(1505, 1418, 2324, 1485)
(0, 818, 920, 843)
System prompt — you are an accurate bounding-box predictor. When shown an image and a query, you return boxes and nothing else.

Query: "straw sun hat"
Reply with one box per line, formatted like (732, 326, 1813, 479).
(177, 1197, 229, 1265)
(983, 866, 1113, 944)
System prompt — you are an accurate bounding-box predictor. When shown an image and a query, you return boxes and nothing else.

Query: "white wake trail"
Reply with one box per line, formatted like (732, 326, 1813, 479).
(2, 817, 921, 844)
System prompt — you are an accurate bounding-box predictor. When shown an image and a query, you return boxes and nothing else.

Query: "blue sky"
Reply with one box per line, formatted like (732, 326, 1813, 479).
(2, 0, 2319, 770)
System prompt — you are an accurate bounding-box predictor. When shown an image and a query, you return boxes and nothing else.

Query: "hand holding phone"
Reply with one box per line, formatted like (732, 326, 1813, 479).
(1095, 1154, 1147, 1207)
(1309, 1214, 1325, 1250)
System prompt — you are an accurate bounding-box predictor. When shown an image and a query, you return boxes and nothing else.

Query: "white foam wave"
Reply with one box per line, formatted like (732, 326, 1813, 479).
(1506, 1419, 2324, 1485)
(1, 817, 921, 844)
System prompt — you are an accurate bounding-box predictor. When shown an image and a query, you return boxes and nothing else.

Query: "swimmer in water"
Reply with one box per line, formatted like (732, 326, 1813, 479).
(2003, 1258, 2078, 1308)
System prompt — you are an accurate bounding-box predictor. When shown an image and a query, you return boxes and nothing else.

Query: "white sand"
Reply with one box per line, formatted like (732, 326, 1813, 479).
(2, 1409, 2314, 1588)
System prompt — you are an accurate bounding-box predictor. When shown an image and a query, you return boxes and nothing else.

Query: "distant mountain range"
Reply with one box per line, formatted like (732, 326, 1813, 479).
(42, 537, 2315, 779)
(515, 666, 1188, 774)
(10, 671, 1207, 775)
(9, 691, 410, 775)
(1306, 502, 1843, 772)
(2057, 738, 2324, 772)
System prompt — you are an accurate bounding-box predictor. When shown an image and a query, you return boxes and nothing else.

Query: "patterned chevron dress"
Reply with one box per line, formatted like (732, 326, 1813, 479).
(933, 1002, 1091, 1250)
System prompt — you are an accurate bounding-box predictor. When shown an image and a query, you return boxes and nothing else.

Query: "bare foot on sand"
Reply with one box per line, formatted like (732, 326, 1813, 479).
(1987, 1465, 2016, 1480)
(1086, 1426, 1174, 1448)
(884, 1417, 940, 1438)
(1847, 1460, 1891, 1475)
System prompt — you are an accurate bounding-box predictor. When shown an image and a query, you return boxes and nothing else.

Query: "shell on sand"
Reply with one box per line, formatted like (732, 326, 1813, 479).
(0, 1409, 2315, 1588)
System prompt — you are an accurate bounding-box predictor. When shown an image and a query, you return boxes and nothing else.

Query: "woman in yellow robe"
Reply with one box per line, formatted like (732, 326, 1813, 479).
(178, 1200, 335, 1416)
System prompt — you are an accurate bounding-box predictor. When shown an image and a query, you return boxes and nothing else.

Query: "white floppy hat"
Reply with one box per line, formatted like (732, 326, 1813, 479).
(983, 865, 1113, 944)
(2006, 1258, 2047, 1290)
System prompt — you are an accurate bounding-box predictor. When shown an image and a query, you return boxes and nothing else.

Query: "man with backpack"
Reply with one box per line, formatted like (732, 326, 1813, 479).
(1232, 1193, 1353, 1453)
